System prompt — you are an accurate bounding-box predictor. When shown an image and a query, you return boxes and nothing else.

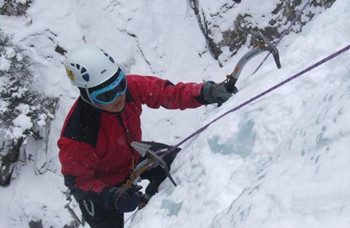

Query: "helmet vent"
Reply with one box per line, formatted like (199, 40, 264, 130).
(82, 74, 90, 82)
(109, 56, 115, 63)
(81, 67, 87, 74)
(102, 50, 115, 63)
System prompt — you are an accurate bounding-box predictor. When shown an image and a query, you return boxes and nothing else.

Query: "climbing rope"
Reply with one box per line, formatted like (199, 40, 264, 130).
(159, 44, 350, 158)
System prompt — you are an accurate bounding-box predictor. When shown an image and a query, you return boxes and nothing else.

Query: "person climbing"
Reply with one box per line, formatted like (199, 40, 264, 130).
(58, 44, 234, 227)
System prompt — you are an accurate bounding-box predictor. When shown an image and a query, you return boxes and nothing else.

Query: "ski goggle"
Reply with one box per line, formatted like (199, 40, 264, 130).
(89, 69, 127, 105)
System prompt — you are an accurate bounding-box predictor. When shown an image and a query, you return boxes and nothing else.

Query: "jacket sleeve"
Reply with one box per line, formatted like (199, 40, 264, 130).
(58, 137, 107, 201)
(128, 75, 204, 109)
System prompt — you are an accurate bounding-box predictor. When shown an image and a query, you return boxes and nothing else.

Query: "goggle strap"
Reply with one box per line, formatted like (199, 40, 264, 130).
(85, 87, 102, 109)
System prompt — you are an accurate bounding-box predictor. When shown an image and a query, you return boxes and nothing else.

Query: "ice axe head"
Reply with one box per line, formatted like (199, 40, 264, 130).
(225, 31, 282, 93)
(252, 32, 281, 69)
(265, 43, 281, 69)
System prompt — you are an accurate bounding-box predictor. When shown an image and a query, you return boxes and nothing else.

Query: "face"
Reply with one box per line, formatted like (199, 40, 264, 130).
(98, 94, 126, 113)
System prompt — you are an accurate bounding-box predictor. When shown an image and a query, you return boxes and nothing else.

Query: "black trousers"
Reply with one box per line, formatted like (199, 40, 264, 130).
(80, 141, 180, 228)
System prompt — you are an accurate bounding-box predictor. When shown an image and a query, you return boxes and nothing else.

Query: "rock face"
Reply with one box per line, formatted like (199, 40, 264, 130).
(0, 0, 32, 16)
(0, 0, 61, 187)
(0, 30, 59, 186)
(189, 0, 336, 64)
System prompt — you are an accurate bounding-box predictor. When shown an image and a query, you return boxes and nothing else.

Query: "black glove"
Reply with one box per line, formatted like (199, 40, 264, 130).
(138, 193, 151, 209)
(201, 81, 237, 106)
(104, 186, 143, 212)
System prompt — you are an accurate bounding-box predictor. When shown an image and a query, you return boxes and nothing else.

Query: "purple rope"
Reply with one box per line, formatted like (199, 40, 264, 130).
(158, 44, 350, 158)
(252, 0, 311, 74)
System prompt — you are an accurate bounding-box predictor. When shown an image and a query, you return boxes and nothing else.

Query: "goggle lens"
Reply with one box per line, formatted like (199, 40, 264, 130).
(89, 69, 127, 104)
(95, 77, 126, 102)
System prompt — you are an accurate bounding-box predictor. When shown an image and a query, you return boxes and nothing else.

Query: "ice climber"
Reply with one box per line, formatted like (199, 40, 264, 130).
(57, 44, 234, 227)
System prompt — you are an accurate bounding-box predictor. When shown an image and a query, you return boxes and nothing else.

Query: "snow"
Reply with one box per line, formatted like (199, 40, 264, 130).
(11, 113, 33, 138)
(1, 0, 350, 227)
(0, 54, 11, 72)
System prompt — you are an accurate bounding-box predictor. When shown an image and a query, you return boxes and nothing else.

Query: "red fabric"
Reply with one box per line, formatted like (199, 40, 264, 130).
(58, 75, 203, 193)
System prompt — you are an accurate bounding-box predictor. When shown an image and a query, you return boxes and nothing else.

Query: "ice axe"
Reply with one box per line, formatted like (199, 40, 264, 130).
(129, 141, 177, 187)
(225, 31, 281, 93)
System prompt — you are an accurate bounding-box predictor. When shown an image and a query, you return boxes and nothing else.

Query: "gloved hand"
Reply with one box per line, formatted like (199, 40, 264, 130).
(138, 193, 151, 209)
(201, 81, 237, 106)
(104, 186, 143, 213)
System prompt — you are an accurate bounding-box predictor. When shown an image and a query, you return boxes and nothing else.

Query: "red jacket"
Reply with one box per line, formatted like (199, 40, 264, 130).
(58, 75, 203, 195)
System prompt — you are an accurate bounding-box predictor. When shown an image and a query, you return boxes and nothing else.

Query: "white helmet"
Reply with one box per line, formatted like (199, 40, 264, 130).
(64, 44, 119, 88)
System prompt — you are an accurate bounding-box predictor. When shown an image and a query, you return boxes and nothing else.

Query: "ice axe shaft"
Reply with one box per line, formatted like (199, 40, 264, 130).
(226, 31, 281, 93)
(64, 191, 85, 226)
